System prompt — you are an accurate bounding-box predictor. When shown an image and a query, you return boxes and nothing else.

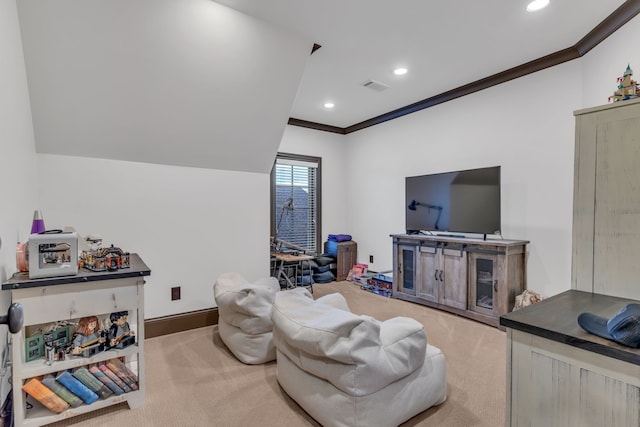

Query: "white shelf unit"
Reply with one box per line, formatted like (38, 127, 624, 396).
(3, 255, 149, 427)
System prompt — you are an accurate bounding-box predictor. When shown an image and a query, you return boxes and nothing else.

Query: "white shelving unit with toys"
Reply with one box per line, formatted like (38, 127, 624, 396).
(2, 254, 150, 427)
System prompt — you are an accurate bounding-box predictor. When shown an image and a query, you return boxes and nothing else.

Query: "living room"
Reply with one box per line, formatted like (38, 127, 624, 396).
(2, 1, 640, 426)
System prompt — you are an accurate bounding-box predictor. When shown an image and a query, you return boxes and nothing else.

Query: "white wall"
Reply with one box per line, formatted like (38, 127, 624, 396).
(343, 63, 578, 298)
(278, 126, 350, 244)
(31, 126, 347, 321)
(283, 15, 640, 299)
(0, 0, 38, 401)
(36, 154, 270, 319)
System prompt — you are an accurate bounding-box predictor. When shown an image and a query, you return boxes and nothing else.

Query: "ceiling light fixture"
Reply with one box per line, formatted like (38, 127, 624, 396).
(393, 67, 408, 76)
(323, 102, 335, 109)
(526, 0, 550, 12)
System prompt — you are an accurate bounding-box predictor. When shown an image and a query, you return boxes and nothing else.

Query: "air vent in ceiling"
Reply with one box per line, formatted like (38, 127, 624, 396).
(362, 79, 390, 92)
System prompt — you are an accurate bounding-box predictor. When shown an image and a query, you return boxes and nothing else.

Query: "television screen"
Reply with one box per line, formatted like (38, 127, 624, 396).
(405, 166, 501, 235)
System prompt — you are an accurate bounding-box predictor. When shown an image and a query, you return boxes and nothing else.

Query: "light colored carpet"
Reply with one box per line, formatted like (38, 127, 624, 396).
(49, 281, 506, 426)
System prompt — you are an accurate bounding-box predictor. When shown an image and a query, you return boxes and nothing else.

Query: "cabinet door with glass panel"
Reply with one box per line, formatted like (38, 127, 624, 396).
(397, 244, 417, 296)
(468, 252, 500, 316)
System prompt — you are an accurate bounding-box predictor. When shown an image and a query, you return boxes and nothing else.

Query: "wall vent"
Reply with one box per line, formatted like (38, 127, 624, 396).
(362, 79, 390, 92)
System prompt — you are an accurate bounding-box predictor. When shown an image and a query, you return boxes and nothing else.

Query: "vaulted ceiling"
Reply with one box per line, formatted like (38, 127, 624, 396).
(17, 0, 312, 173)
(16, 0, 640, 172)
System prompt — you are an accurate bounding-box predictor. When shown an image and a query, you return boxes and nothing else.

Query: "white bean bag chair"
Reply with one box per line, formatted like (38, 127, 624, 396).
(271, 289, 447, 427)
(213, 272, 280, 364)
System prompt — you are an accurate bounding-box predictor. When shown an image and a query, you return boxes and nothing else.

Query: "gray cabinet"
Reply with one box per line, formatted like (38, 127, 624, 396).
(501, 291, 640, 427)
(573, 98, 640, 299)
(392, 235, 528, 328)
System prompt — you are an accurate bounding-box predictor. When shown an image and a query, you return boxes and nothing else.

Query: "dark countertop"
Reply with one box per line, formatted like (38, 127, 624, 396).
(390, 234, 529, 247)
(500, 289, 640, 366)
(2, 253, 150, 290)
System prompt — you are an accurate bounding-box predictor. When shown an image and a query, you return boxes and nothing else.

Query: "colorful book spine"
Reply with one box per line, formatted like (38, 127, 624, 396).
(22, 377, 69, 414)
(89, 365, 124, 395)
(72, 367, 113, 399)
(109, 357, 139, 384)
(106, 360, 138, 391)
(56, 371, 99, 405)
(40, 375, 83, 408)
(98, 363, 131, 393)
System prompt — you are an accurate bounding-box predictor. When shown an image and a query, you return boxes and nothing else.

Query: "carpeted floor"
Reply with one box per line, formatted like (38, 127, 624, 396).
(48, 281, 506, 427)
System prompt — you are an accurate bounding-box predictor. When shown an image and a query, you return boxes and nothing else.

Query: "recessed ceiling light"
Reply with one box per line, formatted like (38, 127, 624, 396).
(526, 0, 549, 12)
(393, 67, 408, 76)
(323, 102, 335, 109)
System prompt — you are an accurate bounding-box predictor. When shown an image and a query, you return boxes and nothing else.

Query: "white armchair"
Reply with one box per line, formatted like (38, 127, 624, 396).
(213, 272, 280, 364)
(271, 289, 447, 427)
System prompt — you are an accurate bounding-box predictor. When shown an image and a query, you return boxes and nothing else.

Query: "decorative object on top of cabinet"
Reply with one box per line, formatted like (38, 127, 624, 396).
(81, 244, 130, 272)
(27, 231, 78, 279)
(30, 210, 46, 235)
(16, 241, 29, 272)
(85, 234, 102, 251)
(609, 64, 640, 102)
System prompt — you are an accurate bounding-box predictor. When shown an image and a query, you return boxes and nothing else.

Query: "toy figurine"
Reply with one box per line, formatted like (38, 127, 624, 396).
(70, 316, 106, 357)
(108, 311, 135, 349)
(610, 64, 640, 102)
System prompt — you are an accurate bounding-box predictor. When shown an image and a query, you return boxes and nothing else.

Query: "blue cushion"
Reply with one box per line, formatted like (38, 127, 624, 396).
(313, 271, 335, 283)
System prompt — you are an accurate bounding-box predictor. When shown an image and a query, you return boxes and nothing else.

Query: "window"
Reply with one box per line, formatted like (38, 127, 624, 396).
(271, 153, 321, 254)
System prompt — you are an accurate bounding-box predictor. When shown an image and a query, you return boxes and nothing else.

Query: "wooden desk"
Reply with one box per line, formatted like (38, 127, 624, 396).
(500, 290, 640, 426)
(272, 253, 314, 263)
(271, 253, 314, 291)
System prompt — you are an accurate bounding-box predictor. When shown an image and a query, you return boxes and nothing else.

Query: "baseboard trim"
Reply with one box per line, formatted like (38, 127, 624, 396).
(145, 307, 219, 339)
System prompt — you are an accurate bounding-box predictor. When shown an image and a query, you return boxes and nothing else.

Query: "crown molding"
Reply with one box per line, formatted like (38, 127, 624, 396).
(288, 0, 640, 135)
(287, 117, 346, 134)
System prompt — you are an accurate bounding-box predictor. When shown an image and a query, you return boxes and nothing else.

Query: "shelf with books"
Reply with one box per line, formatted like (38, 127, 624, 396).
(21, 389, 143, 427)
(3, 254, 150, 427)
(20, 358, 141, 426)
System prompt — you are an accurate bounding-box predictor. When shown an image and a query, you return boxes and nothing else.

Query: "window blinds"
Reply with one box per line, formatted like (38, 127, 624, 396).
(274, 156, 318, 253)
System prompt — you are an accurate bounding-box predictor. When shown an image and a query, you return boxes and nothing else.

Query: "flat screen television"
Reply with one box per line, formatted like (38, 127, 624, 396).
(405, 166, 501, 236)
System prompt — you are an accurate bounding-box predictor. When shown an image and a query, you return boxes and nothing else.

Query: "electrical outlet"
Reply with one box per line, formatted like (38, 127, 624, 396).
(171, 286, 181, 301)
(369, 255, 374, 263)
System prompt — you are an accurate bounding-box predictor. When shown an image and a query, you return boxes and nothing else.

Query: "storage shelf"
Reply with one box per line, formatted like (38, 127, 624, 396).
(392, 235, 527, 329)
(3, 254, 149, 427)
(19, 345, 138, 379)
(22, 390, 142, 427)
